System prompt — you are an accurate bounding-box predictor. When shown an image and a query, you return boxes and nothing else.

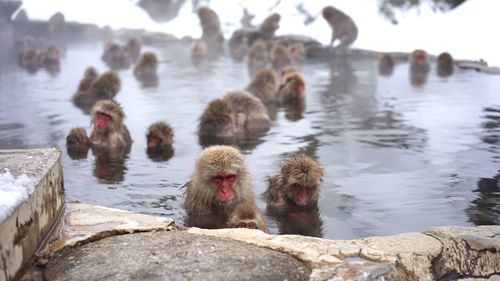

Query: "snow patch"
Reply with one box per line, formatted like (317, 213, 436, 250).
(0, 169, 35, 223)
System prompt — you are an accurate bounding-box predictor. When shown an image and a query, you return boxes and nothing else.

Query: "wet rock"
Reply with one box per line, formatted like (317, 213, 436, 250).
(43, 231, 311, 281)
(426, 225, 500, 280)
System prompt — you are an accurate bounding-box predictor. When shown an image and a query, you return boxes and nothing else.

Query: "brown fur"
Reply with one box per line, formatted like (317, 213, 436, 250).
(101, 42, 132, 70)
(146, 121, 174, 146)
(87, 71, 121, 99)
(322, 6, 358, 48)
(288, 43, 306, 64)
(280, 65, 299, 81)
(271, 44, 292, 70)
(437, 52, 454, 77)
(191, 41, 208, 61)
(223, 90, 271, 133)
(197, 6, 225, 54)
(228, 29, 248, 61)
(247, 40, 269, 71)
(227, 202, 268, 232)
(265, 154, 324, 209)
(277, 72, 306, 102)
(378, 54, 394, 76)
(133, 52, 158, 86)
(409, 49, 430, 73)
(198, 99, 237, 138)
(89, 100, 132, 147)
(77, 67, 99, 92)
(183, 145, 255, 216)
(38, 45, 61, 70)
(259, 13, 281, 40)
(18, 48, 40, 72)
(123, 37, 142, 62)
(66, 127, 90, 159)
(246, 68, 278, 104)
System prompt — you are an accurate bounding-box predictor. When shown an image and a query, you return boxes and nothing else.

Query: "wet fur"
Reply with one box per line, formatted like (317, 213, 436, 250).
(223, 90, 271, 133)
(146, 121, 174, 146)
(265, 154, 324, 210)
(89, 100, 132, 147)
(227, 202, 268, 232)
(271, 44, 292, 70)
(277, 72, 305, 103)
(246, 68, 279, 104)
(134, 52, 159, 85)
(183, 145, 255, 216)
(198, 99, 237, 138)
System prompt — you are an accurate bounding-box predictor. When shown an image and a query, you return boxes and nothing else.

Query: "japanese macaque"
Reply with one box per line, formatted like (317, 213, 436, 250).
(183, 145, 255, 219)
(378, 54, 394, 76)
(322, 6, 358, 49)
(18, 48, 40, 72)
(197, 6, 225, 55)
(146, 121, 174, 162)
(288, 42, 306, 64)
(271, 44, 292, 71)
(227, 202, 268, 232)
(13, 9, 28, 21)
(277, 72, 306, 103)
(436, 52, 454, 77)
(77, 67, 99, 92)
(89, 100, 132, 147)
(123, 37, 142, 63)
(48, 12, 66, 37)
(265, 154, 324, 211)
(66, 127, 90, 159)
(228, 29, 248, 61)
(280, 65, 299, 82)
(409, 49, 430, 87)
(247, 41, 269, 74)
(133, 51, 159, 87)
(198, 99, 237, 139)
(101, 42, 132, 70)
(223, 90, 271, 133)
(259, 13, 281, 40)
(39, 45, 61, 72)
(191, 41, 208, 64)
(246, 68, 279, 104)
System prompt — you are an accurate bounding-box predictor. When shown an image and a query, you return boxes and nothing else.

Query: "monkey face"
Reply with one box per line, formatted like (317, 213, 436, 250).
(95, 111, 113, 130)
(211, 170, 237, 204)
(147, 135, 162, 148)
(288, 183, 316, 206)
(235, 219, 258, 229)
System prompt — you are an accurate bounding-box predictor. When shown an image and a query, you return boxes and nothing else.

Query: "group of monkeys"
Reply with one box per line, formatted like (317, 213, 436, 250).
(51, 4, 456, 233)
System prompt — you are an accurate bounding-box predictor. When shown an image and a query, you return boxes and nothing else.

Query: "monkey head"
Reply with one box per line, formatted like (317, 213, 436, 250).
(198, 99, 237, 138)
(252, 68, 278, 89)
(194, 145, 248, 206)
(84, 67, 99, 79)
(66, 127, 89, 147)
(44, 45, 61, 63)
(91, 100, 125, 133)
(191, 41, 208, 59)
(282, 72, 305, 98)
(410, 49, 429, 67)
(227, 202, 268, 232)
(280, 154, 323, 206)
(91, 71, 121, 98)
(139, 52, 158, 68)
(322, 6, 338, 21)
(146, 121, 173, 148)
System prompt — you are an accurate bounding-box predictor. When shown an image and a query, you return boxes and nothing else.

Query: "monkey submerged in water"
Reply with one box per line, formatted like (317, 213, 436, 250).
(227, 202, 268, 232)
(265, 154, 324, 211)
(436, 52, 454, 77)
(145, 121, 174, 162)
(133, 52, 159, 87)
(89, 100, 132, 148)
(183, 145, 255, 219)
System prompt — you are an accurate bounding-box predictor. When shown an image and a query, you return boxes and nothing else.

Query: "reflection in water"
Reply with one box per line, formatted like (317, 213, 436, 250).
(268, 204, 324, 238)
(410, 70, 428, 87)
(283, 98, 305, 122)
(466, 107, 500, 225)
(185, 214, 228, 229)
(147, 145, 174, 162)
(91, 145, 130, 184)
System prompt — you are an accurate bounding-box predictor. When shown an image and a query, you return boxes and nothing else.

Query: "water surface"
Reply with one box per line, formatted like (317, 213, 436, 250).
(0, 43, 498, 239)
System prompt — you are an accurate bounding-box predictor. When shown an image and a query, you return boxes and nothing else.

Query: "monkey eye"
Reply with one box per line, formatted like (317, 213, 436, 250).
(213, 175, 224, 182)
(225, 174, 237, 181)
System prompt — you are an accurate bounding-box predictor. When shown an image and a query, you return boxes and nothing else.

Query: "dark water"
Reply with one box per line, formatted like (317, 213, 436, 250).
(1, 43, 499, 239)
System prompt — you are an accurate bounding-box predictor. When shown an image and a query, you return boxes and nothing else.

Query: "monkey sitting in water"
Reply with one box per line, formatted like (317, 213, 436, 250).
(145, 121, 174, 162)
(322, 6, 358, 49)
(183, 145, 256, 228)
(123, 37, 142, 63)
(246, 68, 279, 104)
(89, 100, 132, 148)
(436, 52, 454, 77)
(277, 71, 306, 104)
(409, 49, 430, 87)
(72, 70, 121, 113)
(247, 41, 269, 75)
(66, 127, 90, 159)
(270, 43, 292, 71)
(227, 202, 268, 232)
(101, 42, 132, 70)
(197, 6, 225, 56)
(133, 52, 159, 87)
(264, 154, 324, 212)
(378, 54, 394, 76)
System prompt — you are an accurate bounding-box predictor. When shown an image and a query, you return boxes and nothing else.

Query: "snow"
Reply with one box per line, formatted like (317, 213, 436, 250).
(20, 0, 500, 66)
(0, 169, 34, 223)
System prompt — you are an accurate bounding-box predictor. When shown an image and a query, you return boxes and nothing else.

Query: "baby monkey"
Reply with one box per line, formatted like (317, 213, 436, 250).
(227, 202, 268, 232)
